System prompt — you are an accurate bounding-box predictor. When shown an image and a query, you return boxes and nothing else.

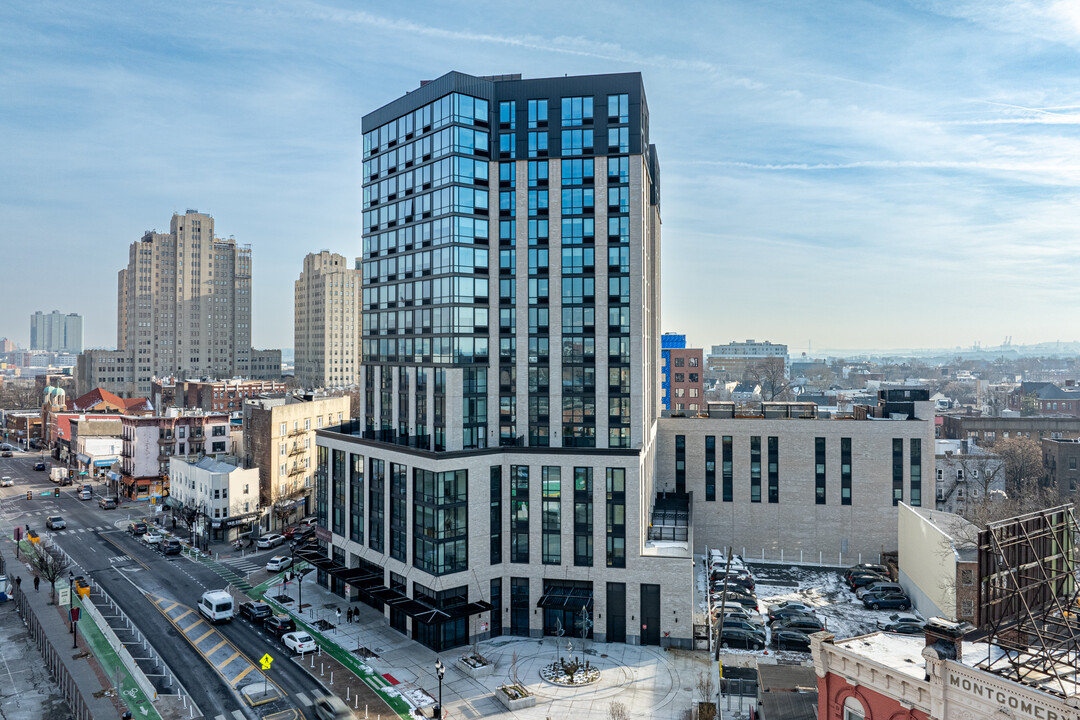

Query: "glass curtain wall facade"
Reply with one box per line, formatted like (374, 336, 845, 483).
(314, 71, 663, 653)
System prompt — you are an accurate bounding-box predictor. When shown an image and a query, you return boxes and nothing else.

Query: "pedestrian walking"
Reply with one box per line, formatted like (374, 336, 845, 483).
(33, 576, 39, 592)
(348, 608, 354, 623)
(15, 576, 22, 590)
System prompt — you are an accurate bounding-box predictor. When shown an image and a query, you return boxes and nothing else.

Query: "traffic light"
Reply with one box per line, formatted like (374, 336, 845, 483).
(26, 490, 32, 500)
(68, 469, 74, 479)
(53, 488, 59, 497)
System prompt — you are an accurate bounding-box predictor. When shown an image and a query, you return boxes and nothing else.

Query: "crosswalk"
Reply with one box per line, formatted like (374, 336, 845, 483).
(211, 710, 247, 720)
(202, 557, 254, 592)
(49, 525, 111, 535)
(221, 555, 263, 575)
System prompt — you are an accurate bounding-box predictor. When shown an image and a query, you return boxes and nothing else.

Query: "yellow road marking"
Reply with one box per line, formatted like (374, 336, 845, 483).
(216, 651, 240, 669)
(205, 639, 228, 656)
(162, 602, 179, 613)
(229, 664, 256, 686)
(184, 618, 206, 634)
(193, 628, 216, 644)
(174, 609, 194, 623)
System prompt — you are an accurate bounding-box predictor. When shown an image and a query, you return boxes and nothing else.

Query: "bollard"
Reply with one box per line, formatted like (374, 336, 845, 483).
(330, 671, 333, 685)
(190, 704, 194, 719)
(311, 655, 315, 668)
(347, 688, 350, 701)
(321, 662, 324, 676)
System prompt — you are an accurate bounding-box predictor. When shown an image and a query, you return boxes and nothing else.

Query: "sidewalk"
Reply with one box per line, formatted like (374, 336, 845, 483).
(0, 536, 125, 720)
(243, 569, 714, 720)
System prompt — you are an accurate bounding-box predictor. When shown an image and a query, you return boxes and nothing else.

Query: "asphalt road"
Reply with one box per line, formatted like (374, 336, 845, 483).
(0, 451, 327, 720)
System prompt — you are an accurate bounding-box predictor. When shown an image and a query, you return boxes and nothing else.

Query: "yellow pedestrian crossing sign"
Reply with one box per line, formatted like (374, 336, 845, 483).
(260, 653, 273, 669)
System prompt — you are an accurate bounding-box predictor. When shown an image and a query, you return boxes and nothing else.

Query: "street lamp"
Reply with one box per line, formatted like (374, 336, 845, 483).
(290, 541, 303, 611)
(434, 658, 445, 720)
(67, 571, 74, 633)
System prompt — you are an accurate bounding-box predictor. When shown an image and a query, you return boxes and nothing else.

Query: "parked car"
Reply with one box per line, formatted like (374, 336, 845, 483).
(849, 572, 890, 591)
(46, 515, 66, 530)
(282, 526, 299, 539)
(718, 627, 764, 650)
(769, 607, 819, 625)
(99, 497, 117, 510)
(264, 615, 296, 639)
(266, 555, 292, 572)
(862, 592, 911, 611)
(299, 517, 317, 528)
(1, 451, 12, 458)
(239, 602, 274, 622)
(162, 538, 182, 555)
(282, 631, 317, 655)
(882, 622, 925, 635)
(720, 619, 766, 639)
(857, 581, 905, 600)
(713, 607, 764, 625)
(711, 592, 758, 609)
(0, 476, 13, 487)
(845, 563, 889, 581)
(768, 601, 813, 618)
(771, 629, 813, 652)
(256, 533, 285, 549)
(34, 462, 47, 471)
(143, 531, 163, 545)
(876, 613, 923, 630)
(128, 522, 148, 536)
(774, 616, 826, 634)
(312, 695, 353, 720)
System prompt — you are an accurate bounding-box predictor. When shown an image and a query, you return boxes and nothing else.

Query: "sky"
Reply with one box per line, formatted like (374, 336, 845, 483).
(3, 0, 1080, 356)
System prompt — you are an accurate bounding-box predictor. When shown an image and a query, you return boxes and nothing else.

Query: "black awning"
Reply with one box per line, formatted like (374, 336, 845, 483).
(339, 569, 381, 586)
(367, 586, 401, 603)
(444, 600, 493, 620)
(537, 587, 594, 611)
(395, 599, 438, 620)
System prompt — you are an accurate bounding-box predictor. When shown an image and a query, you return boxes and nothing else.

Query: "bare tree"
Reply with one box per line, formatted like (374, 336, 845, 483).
(992, 436, 1045, 496)
(28, 540, 71, 604)
(696, 671, 717, 720)
(608, 701, 630, 720)
(743, 359, 791, 401)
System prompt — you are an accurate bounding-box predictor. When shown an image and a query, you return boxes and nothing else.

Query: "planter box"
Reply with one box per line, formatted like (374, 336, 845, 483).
(495, 687, 536, 711)
(457, 657, 494, 678)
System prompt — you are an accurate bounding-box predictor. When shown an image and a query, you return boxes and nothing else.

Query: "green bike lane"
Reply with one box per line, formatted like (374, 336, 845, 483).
(204, 557, 411, 719)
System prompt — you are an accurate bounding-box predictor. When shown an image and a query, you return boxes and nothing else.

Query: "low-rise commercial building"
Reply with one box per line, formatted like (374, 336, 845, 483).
(168, 455, 261, 545)
(119, 411, 230, 499)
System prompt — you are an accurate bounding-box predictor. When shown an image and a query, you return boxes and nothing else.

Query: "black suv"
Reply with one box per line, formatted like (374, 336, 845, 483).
(161, 538, 181, 555)
(264, 615, 296, 639)
(34, 462, 47, 471)
(240, 602, 273, 622)
(128, 522, 148, 535)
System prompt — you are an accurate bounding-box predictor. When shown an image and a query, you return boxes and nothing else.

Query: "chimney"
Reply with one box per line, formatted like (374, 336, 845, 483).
(924, 617, 963, 662)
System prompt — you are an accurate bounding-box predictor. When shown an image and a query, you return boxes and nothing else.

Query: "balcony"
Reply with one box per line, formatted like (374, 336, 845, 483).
(158, 435, 175, 444)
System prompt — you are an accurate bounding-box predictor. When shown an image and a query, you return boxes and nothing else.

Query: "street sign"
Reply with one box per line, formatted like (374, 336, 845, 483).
(260, 653, 273, 670)
(58, 587, 71, 606)
(69, 607, 81, 623)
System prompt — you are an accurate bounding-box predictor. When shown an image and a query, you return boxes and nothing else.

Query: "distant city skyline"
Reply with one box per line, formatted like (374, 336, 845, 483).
(4, 2, 1080, 351)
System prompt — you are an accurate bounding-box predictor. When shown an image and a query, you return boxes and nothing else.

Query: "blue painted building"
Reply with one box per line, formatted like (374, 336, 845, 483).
(660, 333, 686, 410)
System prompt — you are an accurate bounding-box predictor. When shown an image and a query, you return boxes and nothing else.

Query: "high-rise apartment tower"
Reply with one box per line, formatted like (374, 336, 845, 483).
(30, 311, 82, 353)
(115, 210, 252, 394)
(294, 251, 363, 389)
(314, 72, 686, 652)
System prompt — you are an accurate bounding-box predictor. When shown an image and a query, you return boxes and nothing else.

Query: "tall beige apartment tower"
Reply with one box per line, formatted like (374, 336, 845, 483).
(293, 251, 362, 388)
(116, 210, 253, 395)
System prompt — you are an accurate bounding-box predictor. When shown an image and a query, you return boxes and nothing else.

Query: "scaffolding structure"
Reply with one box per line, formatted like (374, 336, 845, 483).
(976, 504, 1080, 698)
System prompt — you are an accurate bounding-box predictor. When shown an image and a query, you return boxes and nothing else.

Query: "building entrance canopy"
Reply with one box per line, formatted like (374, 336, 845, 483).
(294, 546, 492, 621)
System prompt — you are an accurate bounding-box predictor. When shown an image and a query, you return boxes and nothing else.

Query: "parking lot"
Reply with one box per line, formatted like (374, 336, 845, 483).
(699, 553, 923, 660)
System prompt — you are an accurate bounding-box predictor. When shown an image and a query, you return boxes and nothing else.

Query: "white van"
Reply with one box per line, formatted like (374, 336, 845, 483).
(198, 590, 234, 623)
